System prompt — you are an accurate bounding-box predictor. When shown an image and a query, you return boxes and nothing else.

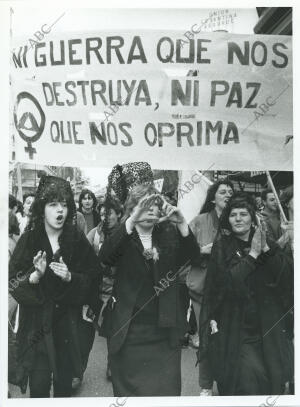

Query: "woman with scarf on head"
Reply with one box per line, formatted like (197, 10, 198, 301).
(98, 162, 198, 396)
(198, 192, 294, 395)
(9, 176, 101, 398)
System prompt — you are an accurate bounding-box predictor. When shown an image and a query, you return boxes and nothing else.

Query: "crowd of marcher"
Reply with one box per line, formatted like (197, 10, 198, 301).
(8, 163, 294, 398)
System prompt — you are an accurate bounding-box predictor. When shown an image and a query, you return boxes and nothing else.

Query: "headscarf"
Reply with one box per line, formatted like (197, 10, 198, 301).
(103, 162, 154, 234)
(27, 175, 77, 232)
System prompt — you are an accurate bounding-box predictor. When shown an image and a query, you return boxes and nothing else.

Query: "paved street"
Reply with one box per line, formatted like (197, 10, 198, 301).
(9, 334, 200, 398)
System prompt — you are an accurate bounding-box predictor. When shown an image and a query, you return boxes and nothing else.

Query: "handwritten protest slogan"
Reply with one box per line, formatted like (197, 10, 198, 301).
(11, 31, 292, 170)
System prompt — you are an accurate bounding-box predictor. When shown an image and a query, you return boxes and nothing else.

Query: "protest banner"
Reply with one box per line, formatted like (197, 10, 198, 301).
(11, 31, 292, 170)
(177, 170, 212, 223)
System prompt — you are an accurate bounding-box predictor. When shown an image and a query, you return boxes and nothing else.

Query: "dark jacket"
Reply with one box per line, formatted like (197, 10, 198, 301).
(199, 233, 293, 395)
(9, 227, 100, 392)
(99, 221, 198, 354)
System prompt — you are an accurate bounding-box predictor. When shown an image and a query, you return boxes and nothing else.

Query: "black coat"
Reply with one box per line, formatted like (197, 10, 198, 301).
(199, 234, 294, 395)
(9, 227, 101, 391)
(99, 221, 198, 355)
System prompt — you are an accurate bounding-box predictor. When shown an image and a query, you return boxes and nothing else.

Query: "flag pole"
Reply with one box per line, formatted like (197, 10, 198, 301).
(266, 171, 287, 223)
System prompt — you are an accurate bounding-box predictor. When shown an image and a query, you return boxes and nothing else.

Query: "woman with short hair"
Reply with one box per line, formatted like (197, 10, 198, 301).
(199, 192, 293, 395)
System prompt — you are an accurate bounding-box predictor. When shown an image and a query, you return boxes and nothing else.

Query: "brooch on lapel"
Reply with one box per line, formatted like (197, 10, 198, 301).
(236, 250, 242, 258)
(143, 247, 159, 263)
(236, 248, 250, 258)
(210, 320, 219, 334)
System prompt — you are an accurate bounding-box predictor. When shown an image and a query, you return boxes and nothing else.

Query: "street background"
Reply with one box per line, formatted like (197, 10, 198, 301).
(9, 335, 200, 397)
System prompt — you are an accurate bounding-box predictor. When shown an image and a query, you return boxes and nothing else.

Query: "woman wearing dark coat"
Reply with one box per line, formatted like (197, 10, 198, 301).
(99, 181, 198, 396)
(198, 192, 294, 395)
(9, 176, 100, 397)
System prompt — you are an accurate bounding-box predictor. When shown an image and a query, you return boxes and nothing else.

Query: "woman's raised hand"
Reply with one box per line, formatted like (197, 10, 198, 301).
(249, 227, 263, 259)
(158, 196, 189, 236)
(158, 196, 185, 224)
(127, 194, 188, 233)
(200, 243, 213, 255)
(260, 221, 270, 252)
(33, 251, 47, 277)
(130, 194, 160, 225)
(49, 257, 72, 283)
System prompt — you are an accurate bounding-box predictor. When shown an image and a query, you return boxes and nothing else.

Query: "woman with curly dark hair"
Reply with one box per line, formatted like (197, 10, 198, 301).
(188, 179, 234, 324)
(188, 179, 234, 395)
(198, 192, 293, 395)
(78, 188, 100, 234)
(9, 176, 100, 398)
